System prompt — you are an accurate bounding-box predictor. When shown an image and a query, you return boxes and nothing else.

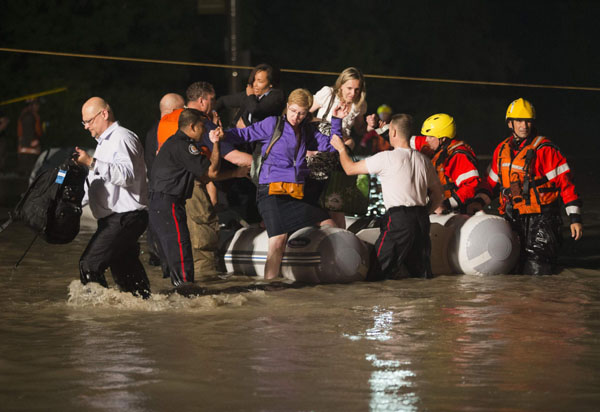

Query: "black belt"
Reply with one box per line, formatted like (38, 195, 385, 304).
(387, 205, 427, 213)
(149, 192, 185, 203)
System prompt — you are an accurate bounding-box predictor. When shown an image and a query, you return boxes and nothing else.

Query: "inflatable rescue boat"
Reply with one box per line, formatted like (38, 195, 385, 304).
(349, 211, 520, 276)
(221, 225, 371, 283)
(219, 211, 519, 283)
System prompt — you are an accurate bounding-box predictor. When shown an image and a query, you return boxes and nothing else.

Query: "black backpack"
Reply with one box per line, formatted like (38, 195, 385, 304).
(249, 116, 285, 185)
(11, 156, 88, 244)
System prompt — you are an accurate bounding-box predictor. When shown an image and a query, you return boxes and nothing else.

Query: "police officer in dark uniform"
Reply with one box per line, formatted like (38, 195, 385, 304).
(148, 108, 225, 286)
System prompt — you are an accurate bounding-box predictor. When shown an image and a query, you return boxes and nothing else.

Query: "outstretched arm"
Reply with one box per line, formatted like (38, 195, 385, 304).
(331, 134, 368, 175)
(205, 127, 223, 180)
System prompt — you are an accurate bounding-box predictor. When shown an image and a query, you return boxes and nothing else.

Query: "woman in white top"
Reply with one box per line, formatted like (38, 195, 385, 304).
(306, 67, 368, 228)
(310, 67, 367, 139)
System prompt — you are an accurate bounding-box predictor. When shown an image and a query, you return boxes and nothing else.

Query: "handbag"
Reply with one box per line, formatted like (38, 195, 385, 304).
(318, 147, 370, 215)
(315, 89, 335, 137)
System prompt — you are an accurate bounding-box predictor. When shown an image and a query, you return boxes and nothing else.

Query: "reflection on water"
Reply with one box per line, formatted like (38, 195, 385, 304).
(2, 220, 600, 411)
(68, 314, 156, 412)
(367, 355, 417, 412)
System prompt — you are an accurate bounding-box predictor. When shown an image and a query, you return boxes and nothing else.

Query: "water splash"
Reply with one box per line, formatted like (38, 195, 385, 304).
(66, 280, 262, 312)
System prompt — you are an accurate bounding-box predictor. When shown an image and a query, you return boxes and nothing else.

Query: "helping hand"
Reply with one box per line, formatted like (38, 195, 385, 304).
(211, 110, 222, 127)
(330, 134, 345, 151)
(209, 127, 224, 143)
(366, 113, 378, 132)
(332, 102, 350, 119)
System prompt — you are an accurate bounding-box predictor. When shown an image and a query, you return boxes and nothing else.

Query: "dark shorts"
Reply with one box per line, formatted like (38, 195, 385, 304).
(256, 184, 330, 237)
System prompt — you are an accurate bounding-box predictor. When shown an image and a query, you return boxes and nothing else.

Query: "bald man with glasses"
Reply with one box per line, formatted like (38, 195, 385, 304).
(74, 97, 151, 298)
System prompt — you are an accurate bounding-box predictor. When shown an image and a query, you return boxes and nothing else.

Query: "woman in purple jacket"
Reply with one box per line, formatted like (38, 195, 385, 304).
(225, 88, 348, 279)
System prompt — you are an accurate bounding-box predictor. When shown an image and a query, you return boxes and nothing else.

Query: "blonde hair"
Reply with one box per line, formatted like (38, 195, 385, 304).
(287, 88, 313, 109)
(333, 67, 366, 106)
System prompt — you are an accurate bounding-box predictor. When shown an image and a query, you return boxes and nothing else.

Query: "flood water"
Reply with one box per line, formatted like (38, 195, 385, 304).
(2, 157, 600, 412)
(1, 213, 600, 412)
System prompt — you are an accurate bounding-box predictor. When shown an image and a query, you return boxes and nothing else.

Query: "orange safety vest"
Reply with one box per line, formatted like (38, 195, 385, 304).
(496, 136, 560, 215)
(431, 140, 477, 199)
(156, 108, 183, 153)
(157, 108, 211, 158)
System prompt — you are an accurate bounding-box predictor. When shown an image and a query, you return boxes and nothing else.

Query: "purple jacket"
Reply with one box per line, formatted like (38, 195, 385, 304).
(225, 115, 342, 184)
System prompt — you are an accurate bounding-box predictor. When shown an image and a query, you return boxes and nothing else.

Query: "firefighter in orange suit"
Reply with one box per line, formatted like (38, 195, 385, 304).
(487, 98, 583, 275)
(410, 113, 489, 214)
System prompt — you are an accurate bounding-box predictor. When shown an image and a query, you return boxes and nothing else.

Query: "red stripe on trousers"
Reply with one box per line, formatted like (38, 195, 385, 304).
(171, 203, 187, 282)
(377, 215, 392, 257)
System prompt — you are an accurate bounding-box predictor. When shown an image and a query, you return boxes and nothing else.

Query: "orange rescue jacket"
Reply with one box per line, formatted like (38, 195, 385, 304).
(496, 135, 560, 215)
(432, 140, 478, 200)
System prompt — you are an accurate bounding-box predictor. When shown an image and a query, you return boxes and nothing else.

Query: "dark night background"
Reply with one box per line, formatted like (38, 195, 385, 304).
(1, 0, 599, 162)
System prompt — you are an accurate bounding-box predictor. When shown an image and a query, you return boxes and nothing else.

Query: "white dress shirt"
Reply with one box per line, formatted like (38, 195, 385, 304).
(365, 147, 443, 211)
(83, 121, 148, 219)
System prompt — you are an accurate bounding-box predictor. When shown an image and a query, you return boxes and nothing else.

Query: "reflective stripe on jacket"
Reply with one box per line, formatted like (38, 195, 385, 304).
(493, 136, 562, 215)
(412, 135, 480, 208)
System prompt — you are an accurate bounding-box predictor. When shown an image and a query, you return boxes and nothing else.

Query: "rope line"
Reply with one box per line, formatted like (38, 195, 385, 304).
(2, 47, 600, 92)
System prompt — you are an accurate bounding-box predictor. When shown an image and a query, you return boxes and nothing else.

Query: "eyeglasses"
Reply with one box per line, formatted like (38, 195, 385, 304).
(81, 110, 103, 127)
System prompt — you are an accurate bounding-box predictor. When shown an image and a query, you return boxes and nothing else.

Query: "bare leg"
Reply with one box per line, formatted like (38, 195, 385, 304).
(328, 211, 345, 229)
(265, 233, 288, 279)
(319, 218, 337, 228)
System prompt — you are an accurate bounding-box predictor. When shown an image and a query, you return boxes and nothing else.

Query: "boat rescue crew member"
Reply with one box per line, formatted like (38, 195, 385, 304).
(148, 108, 246, 287)
(411, 113, 489, 215)
(75, 97, 151, 298)
(223, 88, 348, 280)
(487, 98, 583, 275)
(331, 114, 443, 280)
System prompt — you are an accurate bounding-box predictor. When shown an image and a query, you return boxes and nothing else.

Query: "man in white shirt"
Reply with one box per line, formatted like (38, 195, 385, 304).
(74, 97, 150, 298)
(331, 113, 443, 279)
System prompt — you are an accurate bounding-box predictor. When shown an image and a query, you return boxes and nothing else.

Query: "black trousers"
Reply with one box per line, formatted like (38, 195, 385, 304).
(510, 212, 563, 275)
(372, 206, 432, 280)
(148, 194, 194, 286)
(79, 209, 150, 298)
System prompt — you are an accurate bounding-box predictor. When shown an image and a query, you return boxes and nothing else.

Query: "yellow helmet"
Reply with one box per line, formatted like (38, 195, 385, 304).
(421, 113, 456, 139)
(377, 104, 392, 116)
(505, 98, 535, 121)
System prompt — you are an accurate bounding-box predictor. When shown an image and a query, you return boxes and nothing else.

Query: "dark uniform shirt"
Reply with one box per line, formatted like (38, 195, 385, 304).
(149, 129, 211, 199)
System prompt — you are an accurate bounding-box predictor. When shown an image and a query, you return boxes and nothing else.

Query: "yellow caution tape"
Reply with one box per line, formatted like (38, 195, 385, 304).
(0, 86, 68, 106)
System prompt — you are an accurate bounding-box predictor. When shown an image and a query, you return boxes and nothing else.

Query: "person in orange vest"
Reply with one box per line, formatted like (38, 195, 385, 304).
(144, 93, 185, 179)
(486, 98, 582, 275)
(410, 113, 488, 214)
(143, 93, 185, 266)
(17, 98, 43, 177)
(360, 104, 393, 154)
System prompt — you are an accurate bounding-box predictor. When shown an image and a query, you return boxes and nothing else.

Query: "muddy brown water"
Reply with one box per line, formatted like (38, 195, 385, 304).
(2, 156, 600, 411)
(1, 209, 600, 411)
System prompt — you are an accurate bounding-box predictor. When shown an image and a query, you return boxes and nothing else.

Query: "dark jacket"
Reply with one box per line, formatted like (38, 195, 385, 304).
(216, 88, 285, 127)
(149, 130, 211, 199)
